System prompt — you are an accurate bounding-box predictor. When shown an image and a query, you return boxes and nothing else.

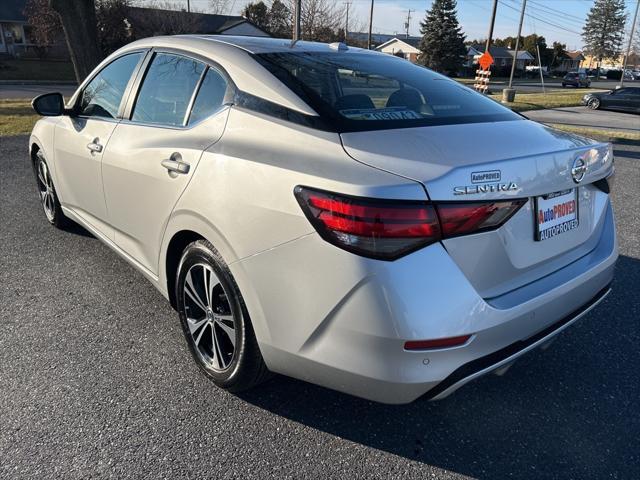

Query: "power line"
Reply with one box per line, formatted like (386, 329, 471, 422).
(526, 0, 586, 22)
(499, 0, 583, 35)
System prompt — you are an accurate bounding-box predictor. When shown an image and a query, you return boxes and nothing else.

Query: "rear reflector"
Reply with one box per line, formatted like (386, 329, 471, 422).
(404, 335, 472, 351)
(295, 186, 527, 260)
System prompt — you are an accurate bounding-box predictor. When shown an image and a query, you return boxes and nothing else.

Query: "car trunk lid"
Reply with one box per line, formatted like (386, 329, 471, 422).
(340, 120, 614, 298)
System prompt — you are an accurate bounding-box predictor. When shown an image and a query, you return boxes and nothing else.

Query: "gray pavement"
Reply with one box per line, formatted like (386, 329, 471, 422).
(487, 79, 629, 93)
(0, 83, 77, 100)
(525, 106, 640, 131)
(0, 135, 639, 479)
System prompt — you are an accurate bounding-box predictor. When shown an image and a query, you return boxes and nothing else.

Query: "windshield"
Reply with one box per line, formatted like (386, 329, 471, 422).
(255, 51, 521, 132)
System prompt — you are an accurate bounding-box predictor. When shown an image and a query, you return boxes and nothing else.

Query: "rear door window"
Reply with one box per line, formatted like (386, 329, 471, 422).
(132, 53, 205, 126)
(187, 67, 229, 125)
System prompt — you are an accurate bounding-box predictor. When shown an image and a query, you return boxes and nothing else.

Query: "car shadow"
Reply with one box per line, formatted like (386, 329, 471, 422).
(62, 220, 94, 238)
(238, 254, 640, 479)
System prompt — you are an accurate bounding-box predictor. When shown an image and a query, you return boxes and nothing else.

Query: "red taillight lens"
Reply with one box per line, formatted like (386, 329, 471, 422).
(294, 186, 441, 260)
(404, 335, 472, 350)
(436, 199, 527, 238)
(295, 186, 526, 260)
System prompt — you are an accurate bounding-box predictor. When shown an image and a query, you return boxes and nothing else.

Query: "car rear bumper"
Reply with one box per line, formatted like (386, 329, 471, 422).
(231, 200, 617, 404)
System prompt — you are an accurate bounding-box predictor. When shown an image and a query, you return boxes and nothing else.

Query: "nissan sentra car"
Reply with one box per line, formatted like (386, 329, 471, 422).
(29, 36, 617, 404)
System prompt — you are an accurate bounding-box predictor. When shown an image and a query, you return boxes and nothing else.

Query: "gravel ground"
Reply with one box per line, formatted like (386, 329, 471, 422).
(0, 134, 638, 480)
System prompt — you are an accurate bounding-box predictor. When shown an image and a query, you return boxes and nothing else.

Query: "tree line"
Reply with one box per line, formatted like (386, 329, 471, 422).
(23, 0, 632, 84)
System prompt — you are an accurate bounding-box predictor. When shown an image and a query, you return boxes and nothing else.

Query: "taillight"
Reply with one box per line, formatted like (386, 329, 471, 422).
(294, 186, 440, 260)
(295, 186, 526, 260)
(435, 199, 527, 238)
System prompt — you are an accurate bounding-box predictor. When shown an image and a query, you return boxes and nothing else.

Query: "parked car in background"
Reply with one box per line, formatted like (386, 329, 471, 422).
(29, 36, 617, 404)
(562, 72, 591, 88)
(582, 87, 640, 113)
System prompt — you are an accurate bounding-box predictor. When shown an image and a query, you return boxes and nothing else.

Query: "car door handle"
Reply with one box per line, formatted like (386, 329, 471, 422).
(161, 153, 190, 175)
(86, 138, 103, 153)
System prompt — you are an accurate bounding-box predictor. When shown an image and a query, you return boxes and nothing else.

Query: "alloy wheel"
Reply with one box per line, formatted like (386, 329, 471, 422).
(183, 263, 237, 371)
(36, 156, 56, 222)
(588, 98, 600, 109)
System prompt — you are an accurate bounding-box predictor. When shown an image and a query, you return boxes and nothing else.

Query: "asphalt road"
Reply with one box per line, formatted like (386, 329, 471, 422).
(1, 135, 639, 479)
(525, 107, 640, 131)
(487, 79, 632, 94)
(0, 83, 77, 100)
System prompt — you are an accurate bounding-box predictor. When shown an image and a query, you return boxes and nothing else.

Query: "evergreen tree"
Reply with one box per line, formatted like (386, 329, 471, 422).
(417, 0, 466, 75)
(242, 1, 270, 32)
(582, 0, 627, 69)
(268, 0, 291, 38)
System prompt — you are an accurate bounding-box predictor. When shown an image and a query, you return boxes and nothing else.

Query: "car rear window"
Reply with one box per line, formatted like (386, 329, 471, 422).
(255, 51, 521, 132)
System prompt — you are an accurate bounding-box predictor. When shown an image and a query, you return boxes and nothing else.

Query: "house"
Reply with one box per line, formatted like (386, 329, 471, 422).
(0, 0, 270, 59)
(0, 0, 35, 57)
(375, 37, 422, 62)
(127, 7, 271, 39)
(556, 51, 584, 72)
(466, 45, 535, 71)
(582, 53, 640, 70)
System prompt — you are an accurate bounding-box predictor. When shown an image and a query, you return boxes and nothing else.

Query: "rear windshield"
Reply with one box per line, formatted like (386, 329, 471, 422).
(255, 51, 521, 132)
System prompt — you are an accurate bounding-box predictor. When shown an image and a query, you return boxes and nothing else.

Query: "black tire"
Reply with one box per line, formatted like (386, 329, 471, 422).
(176, 239, 270, 392)
(34, 151, 70, 229)
(562, 83, 566, 88)
(588, 98, 600, 110)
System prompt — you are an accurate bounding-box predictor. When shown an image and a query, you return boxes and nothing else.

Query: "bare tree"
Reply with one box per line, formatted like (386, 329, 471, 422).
(49, 0, 103, 83)
(24, 0, 63, 58)
(208, 0, 231, 14)
(284, 0, 345, 42)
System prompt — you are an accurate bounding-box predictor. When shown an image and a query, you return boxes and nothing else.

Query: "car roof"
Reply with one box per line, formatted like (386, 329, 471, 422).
(109, 35, 377, 116)
(176, 34, 371, 55)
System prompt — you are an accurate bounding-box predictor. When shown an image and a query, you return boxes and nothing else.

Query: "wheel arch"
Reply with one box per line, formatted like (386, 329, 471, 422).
(160, 211, 240, 310)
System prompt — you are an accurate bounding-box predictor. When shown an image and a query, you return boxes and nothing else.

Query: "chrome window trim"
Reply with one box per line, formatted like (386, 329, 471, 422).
(118, 105, 231, 131)
(183, 67, 208, 126)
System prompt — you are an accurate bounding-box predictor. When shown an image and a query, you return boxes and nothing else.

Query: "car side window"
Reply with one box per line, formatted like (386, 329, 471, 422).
(78, 53, 143, 119)
(132, 53, 205, 126)
(187, 67, 229, 125)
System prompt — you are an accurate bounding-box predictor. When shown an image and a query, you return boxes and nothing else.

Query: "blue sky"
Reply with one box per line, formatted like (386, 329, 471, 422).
(153, 0, 638, 51)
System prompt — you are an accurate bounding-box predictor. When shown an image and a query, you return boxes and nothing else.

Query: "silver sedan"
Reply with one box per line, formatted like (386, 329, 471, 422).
(29, 36, 617, 403)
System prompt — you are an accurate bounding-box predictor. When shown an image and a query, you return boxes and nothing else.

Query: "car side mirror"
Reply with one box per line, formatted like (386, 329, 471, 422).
(32, 92, 65, 116)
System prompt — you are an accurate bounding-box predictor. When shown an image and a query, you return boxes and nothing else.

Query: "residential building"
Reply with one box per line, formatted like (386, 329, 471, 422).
(556, 50, 585, 72)
(0, 0, 269, 60)
(375, 37, 421, 62)
(467, 45, 535, 71)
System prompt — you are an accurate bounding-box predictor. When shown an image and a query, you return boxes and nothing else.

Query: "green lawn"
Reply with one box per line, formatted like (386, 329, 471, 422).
(0, 59, 75, 81)
(489, 89, 606, 112)
(0, 99, 39, 136)
(545, 123, 640, 143)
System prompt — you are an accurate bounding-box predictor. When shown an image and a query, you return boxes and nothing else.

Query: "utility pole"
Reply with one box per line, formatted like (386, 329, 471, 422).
(404, 9, 414, 39)
(293, 0, 302, 41)
(344, 2, 351, 43)
(508, 0, 526, 89)
(620, 0, 640, 87)
(186, 0, 190, 13)
(536, 43, 546, 93)
(368, 0, 375, 49)
(484, 0, 499, 55)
